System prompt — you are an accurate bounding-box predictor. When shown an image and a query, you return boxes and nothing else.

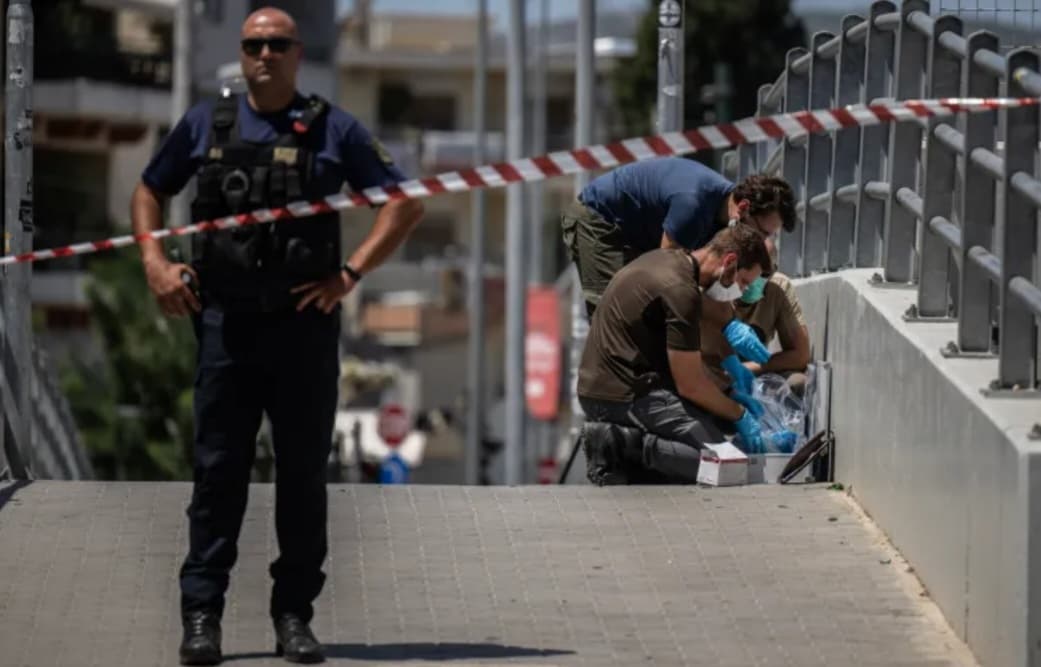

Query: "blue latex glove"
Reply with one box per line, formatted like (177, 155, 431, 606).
(731, 390, 764, 419)
(723, 319, 770, 364)
(769, 430, 799, 453)
(721, 354, 755, 395)
(734, 409, 765, 454)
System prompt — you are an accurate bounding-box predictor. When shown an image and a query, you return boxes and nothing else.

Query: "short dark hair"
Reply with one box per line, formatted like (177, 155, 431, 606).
(706, 224, 773, 276)
(732, 174, 797, 232)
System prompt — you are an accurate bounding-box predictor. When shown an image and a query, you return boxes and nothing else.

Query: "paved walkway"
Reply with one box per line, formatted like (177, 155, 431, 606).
(0, 481, 976, 666)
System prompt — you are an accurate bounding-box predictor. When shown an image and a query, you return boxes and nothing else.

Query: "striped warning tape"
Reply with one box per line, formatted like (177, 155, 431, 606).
(2, 96, 1037, 267)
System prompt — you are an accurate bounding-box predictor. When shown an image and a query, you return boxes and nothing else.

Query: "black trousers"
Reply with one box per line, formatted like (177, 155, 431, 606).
(181, 304, 339, 622)
(579, 390, 728, 482)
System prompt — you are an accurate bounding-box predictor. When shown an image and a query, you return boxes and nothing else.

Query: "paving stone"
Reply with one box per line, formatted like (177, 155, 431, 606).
(0, 481, 977, 666)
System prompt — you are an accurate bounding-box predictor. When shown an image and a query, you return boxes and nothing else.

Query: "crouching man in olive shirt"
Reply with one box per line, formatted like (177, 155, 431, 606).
(577, 224, 773, 483)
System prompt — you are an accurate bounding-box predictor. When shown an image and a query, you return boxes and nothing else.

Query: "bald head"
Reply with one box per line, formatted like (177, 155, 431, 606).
(241, 7, 298, 39)
(239, 6, 302, 110)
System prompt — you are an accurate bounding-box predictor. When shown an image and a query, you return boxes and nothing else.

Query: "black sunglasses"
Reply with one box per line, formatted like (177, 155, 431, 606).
(240, 37, 299, 56)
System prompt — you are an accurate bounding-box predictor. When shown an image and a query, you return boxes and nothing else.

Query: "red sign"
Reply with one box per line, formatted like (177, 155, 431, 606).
(377, 403, 410, 447)
(525, 287, 562, 420)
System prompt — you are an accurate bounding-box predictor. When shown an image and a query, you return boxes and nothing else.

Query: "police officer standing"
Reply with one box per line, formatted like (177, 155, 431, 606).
(130, 8, 423, 665)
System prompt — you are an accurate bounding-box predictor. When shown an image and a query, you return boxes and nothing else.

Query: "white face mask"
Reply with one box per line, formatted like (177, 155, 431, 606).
(705, 277, 744, 302)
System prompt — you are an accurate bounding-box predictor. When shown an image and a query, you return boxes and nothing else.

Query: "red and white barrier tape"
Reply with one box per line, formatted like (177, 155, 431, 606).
(3, 96, 1037, 267)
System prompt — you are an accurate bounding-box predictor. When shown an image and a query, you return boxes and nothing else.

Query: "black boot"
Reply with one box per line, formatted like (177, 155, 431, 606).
(581, 422, 629, 486)
(273, 613, 325, 663)
(180, 611, 222, 666)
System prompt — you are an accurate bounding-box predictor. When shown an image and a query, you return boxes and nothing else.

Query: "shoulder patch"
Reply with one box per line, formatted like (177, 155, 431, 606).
(370, 137, 395, 166)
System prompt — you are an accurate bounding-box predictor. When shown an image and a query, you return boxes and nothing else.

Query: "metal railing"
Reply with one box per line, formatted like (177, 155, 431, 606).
(724, 0, 1041, 396)
(28, 347, 93, 479)
(0, 331, 90, 480)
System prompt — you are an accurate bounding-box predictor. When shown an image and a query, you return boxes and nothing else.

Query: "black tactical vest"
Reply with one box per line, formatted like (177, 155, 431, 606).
(190, 93, 341, 312)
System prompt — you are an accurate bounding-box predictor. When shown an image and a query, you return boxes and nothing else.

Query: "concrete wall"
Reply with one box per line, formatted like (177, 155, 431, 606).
(794, 269, 1040, 667)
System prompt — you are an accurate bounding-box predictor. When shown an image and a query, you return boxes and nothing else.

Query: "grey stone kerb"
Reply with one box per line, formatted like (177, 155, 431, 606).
(793, 268, 1041, 667)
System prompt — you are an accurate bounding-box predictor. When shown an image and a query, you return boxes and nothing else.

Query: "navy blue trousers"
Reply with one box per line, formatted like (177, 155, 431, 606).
(180, 304, 339, 623)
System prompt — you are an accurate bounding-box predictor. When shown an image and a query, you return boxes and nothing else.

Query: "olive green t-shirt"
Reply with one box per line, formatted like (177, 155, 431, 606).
(578, 249, 702, 402)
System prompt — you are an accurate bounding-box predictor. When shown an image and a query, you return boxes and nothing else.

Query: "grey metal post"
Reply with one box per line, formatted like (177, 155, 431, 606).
(915, 15, 962, 318)
(802, 32, 836, 275)
(2, 0, 33, 479)
(995, 48, 1040, 391)
(504, 0, 528, 484)
(738, 85, 769, 179)
(827, 16, 866, 272)
(465, 0, 489, 486)
(526, 0, 550, 479)
(567, 0, 595, 464)
(656, 0, 684, 132)
(881, 0, 928, 284)
(753, 83, 775, 173)
(169, 0, 192, 229)
(529, 0, 548, 286)
(855, 1, 896, 268)
(953, 30, 999, 354)
(574, 0, 595, 197)
(780, 48, 809, 276)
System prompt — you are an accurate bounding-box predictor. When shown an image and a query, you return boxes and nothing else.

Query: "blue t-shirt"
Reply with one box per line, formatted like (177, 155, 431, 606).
(579, 157, 734, 252)
(142, 93, 406, 198)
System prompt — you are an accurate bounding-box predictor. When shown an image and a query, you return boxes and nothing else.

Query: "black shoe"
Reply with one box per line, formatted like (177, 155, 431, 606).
(273, 613, 325, 664)
(581, 422, 629, 486)
(180, 611, 222, 666)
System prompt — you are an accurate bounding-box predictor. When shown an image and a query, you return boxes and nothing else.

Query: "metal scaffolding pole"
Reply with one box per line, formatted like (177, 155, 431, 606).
(527, 0, 549, 476)
(465, 0, 489, 486)
(504, 0, 529, 484)
(567, 0, 595, 457)
(575, 0, 596, 186)
(657, 0, 684, 132)
(2, 0, 34, 479)
(529, 0, 548, 285)
(169, 0, 192, 229)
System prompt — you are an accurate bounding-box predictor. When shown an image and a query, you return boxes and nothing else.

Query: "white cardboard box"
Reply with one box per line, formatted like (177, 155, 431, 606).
(747, 453, 815, 484)
(697, 442, 749, 486)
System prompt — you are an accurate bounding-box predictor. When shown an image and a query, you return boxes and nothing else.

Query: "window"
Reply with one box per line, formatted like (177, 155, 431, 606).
(411, 95, 456, 131)
(377, 84, 457, 132)
(33, 149, 111, 272)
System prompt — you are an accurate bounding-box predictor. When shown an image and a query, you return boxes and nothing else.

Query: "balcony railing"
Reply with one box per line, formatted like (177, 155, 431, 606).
(38, 49, 172, 89)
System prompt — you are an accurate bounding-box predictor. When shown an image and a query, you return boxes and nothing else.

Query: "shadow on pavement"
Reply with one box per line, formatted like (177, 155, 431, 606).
(0, 479, 30, 513)
(223, 653, 272, 662)
(326, 642, 574, 661)
(224, 643, 574, 662)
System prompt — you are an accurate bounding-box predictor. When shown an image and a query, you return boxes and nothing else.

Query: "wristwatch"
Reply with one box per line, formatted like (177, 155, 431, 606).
(341, 261, 363, 282)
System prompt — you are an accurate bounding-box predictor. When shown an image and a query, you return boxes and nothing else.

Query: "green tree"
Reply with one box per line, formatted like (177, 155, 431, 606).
(62, 250, 196, 481)
(613, 0, 806, 137)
